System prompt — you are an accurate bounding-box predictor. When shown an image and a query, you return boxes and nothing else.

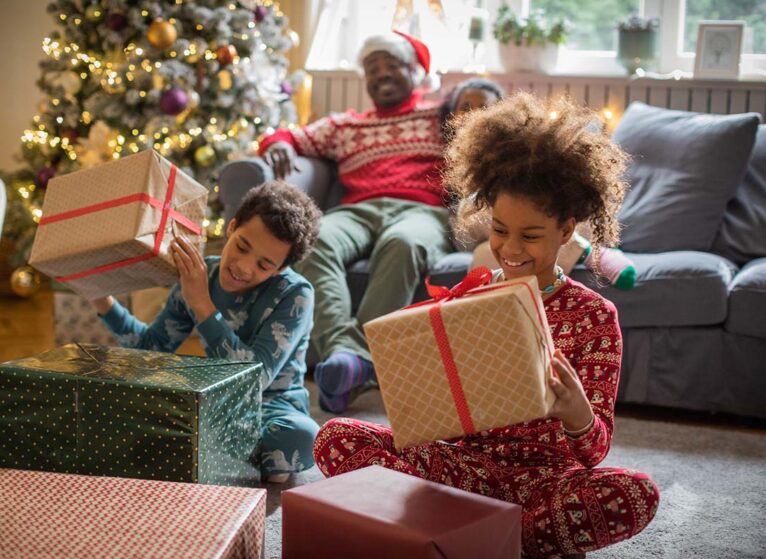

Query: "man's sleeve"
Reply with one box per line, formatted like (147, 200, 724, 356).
(259, 114, 341, 159)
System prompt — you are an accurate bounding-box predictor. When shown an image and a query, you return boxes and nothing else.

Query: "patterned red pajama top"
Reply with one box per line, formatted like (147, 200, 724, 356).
(313, 277, 660, 557)
(259, 92, 446, 207)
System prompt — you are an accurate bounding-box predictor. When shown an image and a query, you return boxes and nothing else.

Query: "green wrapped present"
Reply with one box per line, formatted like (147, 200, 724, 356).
(0, 343, 262, 486)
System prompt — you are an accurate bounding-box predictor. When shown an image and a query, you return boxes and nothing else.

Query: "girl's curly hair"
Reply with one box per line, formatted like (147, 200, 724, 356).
(444, 91, 629, 265)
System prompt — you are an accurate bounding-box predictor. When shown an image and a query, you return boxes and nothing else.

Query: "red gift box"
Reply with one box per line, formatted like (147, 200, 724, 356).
(0, 468, 266, 559)
(282, 465, 521, 559)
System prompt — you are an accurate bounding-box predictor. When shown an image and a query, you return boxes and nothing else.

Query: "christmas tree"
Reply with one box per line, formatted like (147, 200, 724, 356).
(2, 0, 301, 268)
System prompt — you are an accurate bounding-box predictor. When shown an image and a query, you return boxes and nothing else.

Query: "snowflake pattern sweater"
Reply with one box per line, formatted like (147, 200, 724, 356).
(100, 256, 314, 404)
(259, 93, 446, 207)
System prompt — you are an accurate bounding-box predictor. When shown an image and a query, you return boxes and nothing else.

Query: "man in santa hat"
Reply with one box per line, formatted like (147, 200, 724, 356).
(258, 31, 449, 413)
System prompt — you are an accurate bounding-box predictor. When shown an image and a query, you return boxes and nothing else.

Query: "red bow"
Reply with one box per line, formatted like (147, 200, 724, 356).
(424, 266, 494, 302)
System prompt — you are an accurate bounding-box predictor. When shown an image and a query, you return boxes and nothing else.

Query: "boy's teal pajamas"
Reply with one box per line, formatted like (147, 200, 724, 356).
(100, 256, 319, 477)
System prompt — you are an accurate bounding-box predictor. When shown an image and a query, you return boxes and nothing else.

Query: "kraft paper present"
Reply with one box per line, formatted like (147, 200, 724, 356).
(29, 150, 207, 300)
(0, 468, 266, 559)
(364, 271, 556, 449)
(0, 344, 262, 486)
(282, 465, 522, 559)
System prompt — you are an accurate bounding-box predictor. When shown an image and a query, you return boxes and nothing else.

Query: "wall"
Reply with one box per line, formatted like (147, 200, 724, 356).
(0, 0, 51, 173)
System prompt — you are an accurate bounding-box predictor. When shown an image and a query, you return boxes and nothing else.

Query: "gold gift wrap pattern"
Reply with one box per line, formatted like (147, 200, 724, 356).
(29, 150, 208, 299)
(0, 344, 263, 486)
(364, 276, 556, 449)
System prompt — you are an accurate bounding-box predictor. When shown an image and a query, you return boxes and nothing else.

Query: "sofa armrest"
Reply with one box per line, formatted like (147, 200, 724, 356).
(217, 156, 340, 224)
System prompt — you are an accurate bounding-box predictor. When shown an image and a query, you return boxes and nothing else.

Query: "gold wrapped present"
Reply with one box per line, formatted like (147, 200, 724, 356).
(364, 269, 556, 449)
(29, 150, 207, 299)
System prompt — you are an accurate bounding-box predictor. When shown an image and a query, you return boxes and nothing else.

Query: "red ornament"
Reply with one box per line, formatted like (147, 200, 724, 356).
(215, 44, 237, 66)
(106, 12, 128, 31)
(60, 128, 79, 142)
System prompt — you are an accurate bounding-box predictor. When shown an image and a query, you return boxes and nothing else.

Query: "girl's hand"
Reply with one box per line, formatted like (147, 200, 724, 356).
(546, 349, 595, 434)
(171, 236, 216, 322)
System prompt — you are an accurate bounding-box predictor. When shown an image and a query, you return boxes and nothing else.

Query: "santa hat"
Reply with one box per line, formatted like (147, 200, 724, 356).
(357, 30, 440, 92)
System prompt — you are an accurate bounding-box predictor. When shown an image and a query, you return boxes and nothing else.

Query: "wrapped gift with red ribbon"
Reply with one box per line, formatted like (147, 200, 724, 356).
(363, 267, 556, 449)
(29, 150, 207, 300)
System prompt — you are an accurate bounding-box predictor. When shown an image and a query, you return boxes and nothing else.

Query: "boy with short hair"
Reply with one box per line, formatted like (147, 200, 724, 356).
(91, 180, 322, 483)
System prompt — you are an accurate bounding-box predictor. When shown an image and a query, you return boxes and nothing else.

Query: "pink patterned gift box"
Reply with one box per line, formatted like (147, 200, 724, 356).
(0, 468, 266, 559)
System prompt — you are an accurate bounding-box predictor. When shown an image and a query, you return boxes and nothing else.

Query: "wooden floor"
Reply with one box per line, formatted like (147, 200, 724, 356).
(0, 289, 205, 362)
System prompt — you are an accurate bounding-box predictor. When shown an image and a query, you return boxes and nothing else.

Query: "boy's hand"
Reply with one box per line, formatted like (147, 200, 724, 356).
(171, 236, 216, 323)
(263, 141, 299, 180)
(91, 296, 115, 316)
(546, 349, 595, 435)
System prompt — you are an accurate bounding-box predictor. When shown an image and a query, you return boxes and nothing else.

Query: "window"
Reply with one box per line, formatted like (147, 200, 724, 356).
(531, 0, 640, 52)
(305, 0, 766, 77)
(683, 0, 766, 54)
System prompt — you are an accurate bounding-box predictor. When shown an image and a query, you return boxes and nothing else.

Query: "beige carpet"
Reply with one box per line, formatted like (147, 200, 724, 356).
(264, 380, 766, 559)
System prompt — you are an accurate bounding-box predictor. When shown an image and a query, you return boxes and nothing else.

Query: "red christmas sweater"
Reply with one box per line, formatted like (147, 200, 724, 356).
(258, 93, 446, 207)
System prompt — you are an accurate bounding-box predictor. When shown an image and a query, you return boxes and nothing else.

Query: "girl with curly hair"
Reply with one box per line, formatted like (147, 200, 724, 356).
(313, 92, 659, 558)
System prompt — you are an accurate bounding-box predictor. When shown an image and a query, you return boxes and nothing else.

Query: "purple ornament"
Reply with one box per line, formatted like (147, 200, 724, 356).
(106, 12, 128, 31)
(254, 6, 268, 22)
(159, 88, 189, 115)
(35, 165, 57, 189)
(280, 81, 294, 96)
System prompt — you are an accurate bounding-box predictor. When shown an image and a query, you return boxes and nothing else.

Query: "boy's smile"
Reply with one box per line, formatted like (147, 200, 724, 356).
(219, 216, 291, 293)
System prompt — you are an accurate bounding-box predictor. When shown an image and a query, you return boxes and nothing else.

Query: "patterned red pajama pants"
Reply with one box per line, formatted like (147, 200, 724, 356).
(313, 418, 660, 558)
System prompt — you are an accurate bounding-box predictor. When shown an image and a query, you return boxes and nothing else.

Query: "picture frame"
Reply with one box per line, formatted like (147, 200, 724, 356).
(693, 21, 745, 80)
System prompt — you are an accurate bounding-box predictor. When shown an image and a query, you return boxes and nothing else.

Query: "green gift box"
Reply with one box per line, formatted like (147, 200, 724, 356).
(0, 344, 262, 486)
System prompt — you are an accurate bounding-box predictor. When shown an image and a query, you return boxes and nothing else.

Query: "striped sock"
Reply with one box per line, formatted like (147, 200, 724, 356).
(585, 247, 636, 290)
(314, 351, 375, 397)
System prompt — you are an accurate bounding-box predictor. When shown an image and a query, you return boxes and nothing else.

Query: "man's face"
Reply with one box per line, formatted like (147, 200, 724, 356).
(362, 51, 415, 108)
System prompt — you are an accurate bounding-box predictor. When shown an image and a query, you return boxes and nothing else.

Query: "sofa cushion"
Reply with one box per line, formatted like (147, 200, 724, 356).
(570, 251, 737, 328)
(613, 102, 760, 253)
(712, 125, 766, 266)
(725, 258, 766, 340)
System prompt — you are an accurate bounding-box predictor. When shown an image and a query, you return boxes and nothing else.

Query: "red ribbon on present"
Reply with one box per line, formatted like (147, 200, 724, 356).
(411, 267, 553, 436)
(408, 267, 494, 435)
(38, 165, 202, 283)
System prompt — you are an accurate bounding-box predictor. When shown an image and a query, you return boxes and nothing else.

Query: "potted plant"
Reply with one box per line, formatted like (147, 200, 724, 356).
(617, 14, 660, 74)
(493, 5, 567, 73)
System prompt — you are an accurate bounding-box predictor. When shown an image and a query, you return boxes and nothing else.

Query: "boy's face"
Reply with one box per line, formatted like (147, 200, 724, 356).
(362, 51, 415, 108)
(219, 216, 291, 293)
(489, 192, 575, 288)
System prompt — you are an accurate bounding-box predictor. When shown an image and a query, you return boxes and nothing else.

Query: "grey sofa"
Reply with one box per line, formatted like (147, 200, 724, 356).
(218, 104, 766, 420)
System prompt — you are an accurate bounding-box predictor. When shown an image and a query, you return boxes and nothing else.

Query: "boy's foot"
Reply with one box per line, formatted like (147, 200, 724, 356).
(264, 472, 290, 484)
(318, 379, 377, 414)
(314, 351, 375, 396)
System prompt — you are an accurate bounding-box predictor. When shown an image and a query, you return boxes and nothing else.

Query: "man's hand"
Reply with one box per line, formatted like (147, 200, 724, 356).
(263, 141, 299, 180)
(171, 236, 216, 323)
(91, 296, 115, 316)
(546, 349, 595, 434)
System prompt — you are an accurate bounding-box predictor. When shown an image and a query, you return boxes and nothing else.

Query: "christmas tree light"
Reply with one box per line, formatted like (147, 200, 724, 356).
(2, 0, 303, 268)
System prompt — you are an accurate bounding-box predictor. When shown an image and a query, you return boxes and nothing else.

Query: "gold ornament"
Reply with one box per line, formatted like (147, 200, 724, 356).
(194, 145, 216, 167)
(218, 70, 233, 91)
(147, 20, 177, 50)
(84, 5, 103, 22)
(152, 72, 164, 91)
(10, 266, 41, 298)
